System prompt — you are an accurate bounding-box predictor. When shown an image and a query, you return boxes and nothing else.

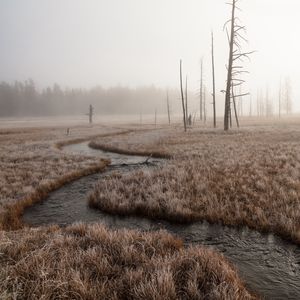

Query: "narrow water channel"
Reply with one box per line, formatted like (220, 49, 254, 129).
(23, 142, 300, 299)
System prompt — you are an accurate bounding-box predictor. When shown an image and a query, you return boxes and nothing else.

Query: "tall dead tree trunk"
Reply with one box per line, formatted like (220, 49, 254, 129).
(155, 109, 157, 127)
(224, 0, 253, 130)
(265, 87, 269, 117)
(203, 86, 207, 123)
(211, 32, 217, 128)
(185, 76, 188, 125)
(180, 60, 187, 132)
(278, 80, 281, 118)
(200, 58, 203, 121)
(229, 105, 232, 128)
(224, 1, 235, 131)
(256, 90, 260, 117)
(166, 91, 171, 125)
(285, 77, 292, 115)
(89, 104, 94, 124)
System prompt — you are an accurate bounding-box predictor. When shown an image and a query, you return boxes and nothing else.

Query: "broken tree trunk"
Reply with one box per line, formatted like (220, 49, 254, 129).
(180, 60, 187, 132)
(166, 91, 171, 125)
(204, 86, 207, 123)
(89, 104, 94, 124)
(185, 76, 188, 125)
(200, 58, 203, 121)
(211, 31, 217, 128)
(279, 79, 282, 118)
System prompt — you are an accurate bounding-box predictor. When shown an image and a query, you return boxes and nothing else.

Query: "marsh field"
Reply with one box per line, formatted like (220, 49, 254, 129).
(0, 117, 299, 299)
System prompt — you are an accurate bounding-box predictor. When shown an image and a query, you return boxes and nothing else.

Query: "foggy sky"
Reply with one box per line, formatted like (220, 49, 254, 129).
(0, 0, 299, 111)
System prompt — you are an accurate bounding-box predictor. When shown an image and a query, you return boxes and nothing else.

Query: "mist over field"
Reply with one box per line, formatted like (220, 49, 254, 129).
(0, 0, 299, 118)
(1, 1, 300, 299)
(0, 82, 181, 117)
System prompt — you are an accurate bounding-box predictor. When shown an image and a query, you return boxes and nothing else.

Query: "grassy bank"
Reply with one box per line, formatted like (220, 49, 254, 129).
(88, 124, 300, 244)
(55, 129, 132, 149)
(0, 124, 125, 230)
(89, 140, 172, 159)
(0, 223, 256, 299)
(2, 120, 299, 299)
(1, 159, 108, 230)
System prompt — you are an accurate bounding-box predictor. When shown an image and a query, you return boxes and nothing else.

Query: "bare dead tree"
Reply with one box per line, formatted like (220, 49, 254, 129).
(256, 89, 259, 117)
(256, 90, 260, 117)
(203, 86, 207, 123)
(200, 58, 204, 121)
(257, 88, 264, 117)
(249, 95, 252, 117)
(285, 77, 292, 115)
(278, 79, 282, 118)
(211, 31, 217, 128)
(224, 0, 253, 130)
(155, 108, 157, 127)
(88, 104, 94, 124)
(229, 104, 232, 128)
(185, 76, 188, 125)
(223, 0, 236, 130)
(180, 60, 187, 132)
(265, 87, 271, 117)
(166, 91, 171, 125)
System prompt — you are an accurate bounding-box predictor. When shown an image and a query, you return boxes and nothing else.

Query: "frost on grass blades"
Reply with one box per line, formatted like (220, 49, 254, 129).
(22, 124, 300, 299)
(1, 0, 300, 298)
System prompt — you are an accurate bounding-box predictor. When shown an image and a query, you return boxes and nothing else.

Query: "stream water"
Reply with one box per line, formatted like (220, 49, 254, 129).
(23, 142, 300, 299)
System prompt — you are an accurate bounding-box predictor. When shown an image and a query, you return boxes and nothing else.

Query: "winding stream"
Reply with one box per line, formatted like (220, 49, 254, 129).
(23, 142, 300, 299)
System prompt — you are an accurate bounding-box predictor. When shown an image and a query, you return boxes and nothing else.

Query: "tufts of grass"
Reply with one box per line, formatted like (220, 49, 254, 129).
(0, 223, 256, 299)
(89, 141, 172, 159)
(0, 125, 135, 230)
(55, 130, 132, 150)
(88, 126, 300, 245)
(1, 160, 109, 230)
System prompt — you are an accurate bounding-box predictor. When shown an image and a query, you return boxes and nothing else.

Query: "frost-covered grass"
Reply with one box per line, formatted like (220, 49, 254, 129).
(89, 122, 300, 244)
(0, 124, 126, 229)
(1, 118, 299, 299)
(0, 223, 255, 299)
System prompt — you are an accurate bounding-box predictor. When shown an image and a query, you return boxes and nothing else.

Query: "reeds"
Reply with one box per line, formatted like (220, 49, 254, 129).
(0, 125, 126, 230)
(88, 125, 300, 245)
(55, 129, 132, 150)
(89, 141, 172, 159)
(1, 160, 108, 230)
(0, 223, 255, 299)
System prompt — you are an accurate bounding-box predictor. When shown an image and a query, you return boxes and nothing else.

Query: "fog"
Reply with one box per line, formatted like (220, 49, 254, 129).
(0, 0, 299, 117)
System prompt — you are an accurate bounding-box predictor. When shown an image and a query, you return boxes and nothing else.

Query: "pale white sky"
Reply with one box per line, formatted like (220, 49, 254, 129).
(0, 0, 299, 111)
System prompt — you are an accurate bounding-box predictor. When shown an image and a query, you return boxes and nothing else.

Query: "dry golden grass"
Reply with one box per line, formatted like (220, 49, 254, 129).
(55, 129, 132, 150)
(89, 122, 300, 244)
(0, 124, 129, 229)
(0, 223, 255, 299)
(89, 140, 171, 159)
(2, 119, 299, 299)
(91, 126, 173, 155)
(1, 160, 109, 230)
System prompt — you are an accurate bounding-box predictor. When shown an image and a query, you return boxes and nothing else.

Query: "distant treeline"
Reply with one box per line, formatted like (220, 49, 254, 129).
(0, 80, 181, 117)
